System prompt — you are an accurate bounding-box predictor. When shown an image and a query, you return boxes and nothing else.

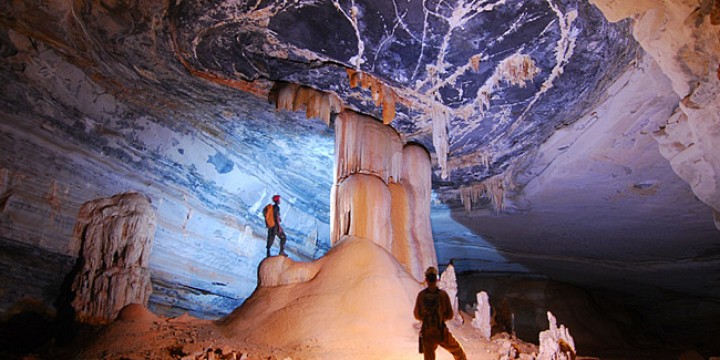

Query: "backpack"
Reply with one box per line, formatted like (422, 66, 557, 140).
(421, 290, 443, 331)
(263, 204, 275, 228)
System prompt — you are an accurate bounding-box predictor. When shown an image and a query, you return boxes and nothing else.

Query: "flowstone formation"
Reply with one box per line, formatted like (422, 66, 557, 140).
(70, 192, 155, 325)
(332, 111, 436, 281)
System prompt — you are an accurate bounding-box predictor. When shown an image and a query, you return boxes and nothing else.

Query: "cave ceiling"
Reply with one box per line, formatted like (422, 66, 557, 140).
(169, 0, 638, 185)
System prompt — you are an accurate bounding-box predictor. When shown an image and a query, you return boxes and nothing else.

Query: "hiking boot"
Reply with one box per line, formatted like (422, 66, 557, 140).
(266, 248, 271, 257)
(279, 249, 288, 257)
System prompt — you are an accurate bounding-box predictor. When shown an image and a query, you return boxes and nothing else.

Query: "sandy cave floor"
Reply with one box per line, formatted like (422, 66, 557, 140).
(58, 306, 539, 360)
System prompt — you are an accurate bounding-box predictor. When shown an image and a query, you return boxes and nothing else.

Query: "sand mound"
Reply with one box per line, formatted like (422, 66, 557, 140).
(219, 236, 423, 358)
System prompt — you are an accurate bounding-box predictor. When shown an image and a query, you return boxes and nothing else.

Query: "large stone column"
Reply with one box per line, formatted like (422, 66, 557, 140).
(70, 192, 156, 324)
(400, 144, 437, 278)
(331, 110, 436, 281)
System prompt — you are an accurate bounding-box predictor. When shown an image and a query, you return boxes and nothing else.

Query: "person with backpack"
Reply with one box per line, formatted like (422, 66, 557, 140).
(263, 194, 287, 257)
(414, 266, 467, 360)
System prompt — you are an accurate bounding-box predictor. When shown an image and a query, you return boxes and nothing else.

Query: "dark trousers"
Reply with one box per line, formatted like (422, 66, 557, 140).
(421, 327, 467, 360)
(266, 226, 287, 253)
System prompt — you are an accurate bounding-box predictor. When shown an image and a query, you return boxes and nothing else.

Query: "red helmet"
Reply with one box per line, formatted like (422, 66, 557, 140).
(272, 195, 281, 202)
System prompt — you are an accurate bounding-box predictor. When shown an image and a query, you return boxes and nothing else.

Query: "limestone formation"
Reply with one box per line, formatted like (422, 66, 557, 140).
(70, 192, 156, 325)
(471, 291, 492, 340)
(258, 253, 323, 287)
(332, 174, 393, 250)
(399, 145, 436, 279)
(592, 0, 720, 229)
(333, 111, 403, 185)
(438, 264, 463, 324)
(537, 311, 576, 360)
(331, 111, 436, 280)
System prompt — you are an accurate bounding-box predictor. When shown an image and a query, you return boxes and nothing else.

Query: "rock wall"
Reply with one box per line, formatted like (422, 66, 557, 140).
(70, 192, 155, 325)
(591, 0, 720, 229)
(331, 111, 436, 280)
(0, 20, 335, 318)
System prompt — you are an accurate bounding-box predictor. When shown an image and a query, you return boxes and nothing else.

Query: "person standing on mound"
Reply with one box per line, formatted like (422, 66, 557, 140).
(414, 266, 467, 360)
(263, 194, 287, 257)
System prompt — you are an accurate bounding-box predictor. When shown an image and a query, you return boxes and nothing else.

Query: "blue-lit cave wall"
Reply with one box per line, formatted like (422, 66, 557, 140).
(0, 38, 335, 318)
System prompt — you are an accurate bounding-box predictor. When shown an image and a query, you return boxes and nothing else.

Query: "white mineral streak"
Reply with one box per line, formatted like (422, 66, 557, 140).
(334, 111, 403, 184)
(471, 291, 492, 340)
(438, 264, 462, 324)
(333, 1, 365, 68)
(537, 311, 576, 360)
(70, 192, 156, 325)
(591, 0, 720, 229)
(415, 0, 513, 179)
(503, 1, 577, 136)
(416, 0, 509, 92)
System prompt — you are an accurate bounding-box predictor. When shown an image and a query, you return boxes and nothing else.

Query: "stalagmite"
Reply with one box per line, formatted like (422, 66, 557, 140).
(537, 311, 576, 360)
(438, 263, 462, 324)
(70, 192, 156, 325)
(471, 291, 492, 340)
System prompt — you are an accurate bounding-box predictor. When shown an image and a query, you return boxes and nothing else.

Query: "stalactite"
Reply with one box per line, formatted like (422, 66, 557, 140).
(499, 53, 540, 88)
(272, 83, 342, 125)
(431, 102, 450, 179)
(346, 68, 360, 88)
(476, 52, 540, 112)
(361, 71, 373, 89)
(399, 144, 435, 281)
(371, 78, 383, 105)
(382, 90, 396, 125)
(318, 93, 332, 125)
(345, 68, 397, 124)
(478, 149, 492, 168)
(306, 90, 323, 120)
(276, 83, 299, 112)
(470, 54, 482, 72)
(292, 86, 311, 112)
(460, 174, 506, 213)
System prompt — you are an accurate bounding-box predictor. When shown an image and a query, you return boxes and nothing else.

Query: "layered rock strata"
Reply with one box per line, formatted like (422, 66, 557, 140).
(591, 0, 720, 229)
